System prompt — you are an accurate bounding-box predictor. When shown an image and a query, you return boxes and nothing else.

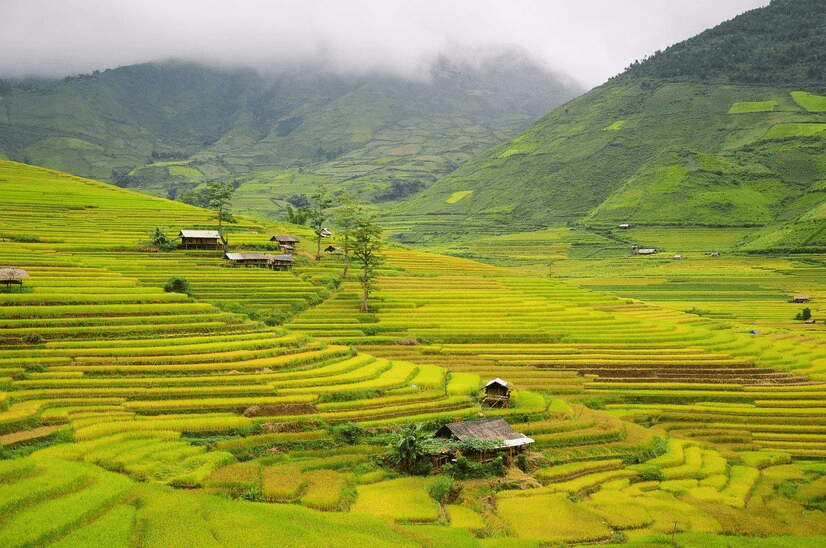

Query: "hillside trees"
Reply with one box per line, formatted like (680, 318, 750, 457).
(351, 212, 384, 312)
(204, 181, 235, 251)
(334, 195, 360, 280)
(309, 186, 333, 260)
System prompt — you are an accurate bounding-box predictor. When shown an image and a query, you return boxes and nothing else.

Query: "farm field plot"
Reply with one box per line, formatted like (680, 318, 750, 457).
(3, 161, 826, 546)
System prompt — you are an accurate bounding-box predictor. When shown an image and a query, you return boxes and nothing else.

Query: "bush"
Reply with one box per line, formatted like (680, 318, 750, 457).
(146, 227, 176, 251)
(429, 475, 454, 503)
(331, 422, 365, 446)
(795, 307, 812, 321)
(163, 276, 192, 297)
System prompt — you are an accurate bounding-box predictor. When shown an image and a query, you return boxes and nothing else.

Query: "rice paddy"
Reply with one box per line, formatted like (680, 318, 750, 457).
(2, 160, 826, 545)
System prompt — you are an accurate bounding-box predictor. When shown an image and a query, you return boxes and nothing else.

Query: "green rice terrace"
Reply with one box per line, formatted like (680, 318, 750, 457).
(2, 160, 826, 546)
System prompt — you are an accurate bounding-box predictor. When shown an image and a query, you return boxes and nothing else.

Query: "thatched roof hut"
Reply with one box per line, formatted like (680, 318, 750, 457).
(434, 418, 533, 450)
(0, 267, 29, 286)
(270, 234, 300, 244)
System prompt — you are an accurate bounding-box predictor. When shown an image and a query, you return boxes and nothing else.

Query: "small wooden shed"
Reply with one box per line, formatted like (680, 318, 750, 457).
(324, 245, 343, 255)
(433, 418, 534, 462)
(635, 248, 657, 255)
(179, 230, 222, 250)
(0, 267, 29, 287)
(482, 378, 512, 409)
(270, 235, 299, 254)
(793, 296, 812, 303)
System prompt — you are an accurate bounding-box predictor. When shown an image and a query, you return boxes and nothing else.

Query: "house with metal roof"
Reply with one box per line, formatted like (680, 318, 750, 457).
(179, 230, 222, 250)
(224, 252, 295, 270)
(434, 418, 534, 462)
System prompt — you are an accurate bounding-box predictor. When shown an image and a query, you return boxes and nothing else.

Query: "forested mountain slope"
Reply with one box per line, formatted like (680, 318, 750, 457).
(0, 50, 581, 217)
(389, 0, 826, 252)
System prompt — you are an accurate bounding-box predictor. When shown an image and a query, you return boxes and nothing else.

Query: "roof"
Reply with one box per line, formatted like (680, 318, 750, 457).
(0, 267, 29, 281)
(224, 253, 295, 263)
(434, 418, 534, 448)
(319, 228, 332, 238)
(270, 235, 300, 243)
(636, 248, 657, 255)
(179, 229, 221, 239)
(484, 378, 510, 389)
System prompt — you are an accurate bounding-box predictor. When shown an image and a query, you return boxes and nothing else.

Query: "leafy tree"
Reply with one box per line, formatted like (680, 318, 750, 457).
(145, 227, 176, 251)
(334, 195, 362, 280)
(163, 276, 192, 297)
(388, 423, 435, 475)
(308, 186, 333, 260)
(285, 204, 308, 226)
(204, 181, 235, 251)
(796, 307, 812, 321)
(351, 212, 383, 312)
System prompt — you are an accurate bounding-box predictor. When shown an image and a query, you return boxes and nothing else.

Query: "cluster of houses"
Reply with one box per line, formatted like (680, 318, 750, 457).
(178, 230, 301, 271)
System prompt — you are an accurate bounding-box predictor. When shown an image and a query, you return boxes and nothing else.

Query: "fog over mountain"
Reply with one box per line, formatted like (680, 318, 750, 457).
(1, 0, 768, 87)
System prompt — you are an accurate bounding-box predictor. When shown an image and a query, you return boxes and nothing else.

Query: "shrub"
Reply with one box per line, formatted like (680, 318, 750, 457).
(331, 422, 365, 445)
(428, 475, 453, 503)
(163, 276, 192, 297)
(795, 307, 812, 321)
(146, 227, 176, 251)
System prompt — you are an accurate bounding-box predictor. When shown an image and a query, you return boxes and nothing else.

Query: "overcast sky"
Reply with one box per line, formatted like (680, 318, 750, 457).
(0, 0, 770, 88)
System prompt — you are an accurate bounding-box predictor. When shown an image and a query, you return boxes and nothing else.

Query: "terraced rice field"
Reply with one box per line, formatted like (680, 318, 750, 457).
(2, 160, 826, 546)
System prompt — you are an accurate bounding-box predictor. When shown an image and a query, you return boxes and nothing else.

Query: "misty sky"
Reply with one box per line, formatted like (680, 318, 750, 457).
(1, 0, 770, 88)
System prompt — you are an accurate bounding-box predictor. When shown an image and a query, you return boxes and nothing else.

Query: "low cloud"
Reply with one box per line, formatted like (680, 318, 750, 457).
(0, 0, 769, 87)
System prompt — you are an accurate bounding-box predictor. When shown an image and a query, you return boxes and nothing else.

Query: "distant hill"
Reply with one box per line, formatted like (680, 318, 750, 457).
(390, 0, 826, 252)
(0, 50, 582, 219)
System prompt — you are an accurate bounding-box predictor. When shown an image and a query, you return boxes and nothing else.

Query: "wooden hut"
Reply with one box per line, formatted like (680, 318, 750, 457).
(635, 248, 657, 255)
(433, 418, 534, 463)
(224, 253, 295, 271)
(793, 296, 812, 303)
(324, 245, 343, 255)
(179, 230, 222, 250)
(482, 378, 512, 408)
(0, 267, 29, 287)
(270, 235, 299, 254)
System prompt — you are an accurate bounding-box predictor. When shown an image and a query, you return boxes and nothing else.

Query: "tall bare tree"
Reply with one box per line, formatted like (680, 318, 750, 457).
(309, 186, 333, 260)
(351, 213, 383, 312)
(204, 181, 235, 252)
(334, 195, 361, 280)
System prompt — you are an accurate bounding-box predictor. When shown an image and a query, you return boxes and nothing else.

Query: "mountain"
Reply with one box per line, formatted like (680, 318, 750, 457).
(389, 0, 826, 252)
(0, 49, 582, 219)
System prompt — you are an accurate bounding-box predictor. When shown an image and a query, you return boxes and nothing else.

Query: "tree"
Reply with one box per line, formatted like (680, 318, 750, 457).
(388, 423, 434, 475)
(163, 276, 192, 297)
(334, 195, 361, 280)
(145, 227, 176, 251)
(204, 181, 235, 251)
(351, 213, 383, 312)
(308, 186, 333, 260)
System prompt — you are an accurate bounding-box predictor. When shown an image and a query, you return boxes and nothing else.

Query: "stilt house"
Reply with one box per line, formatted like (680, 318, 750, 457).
(270, 235, 300, 254)
(482, 378, 512, 408)
(179, 230, 222, 250)
(433, 418, 534, 463)
(224, 252, 295, 271)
